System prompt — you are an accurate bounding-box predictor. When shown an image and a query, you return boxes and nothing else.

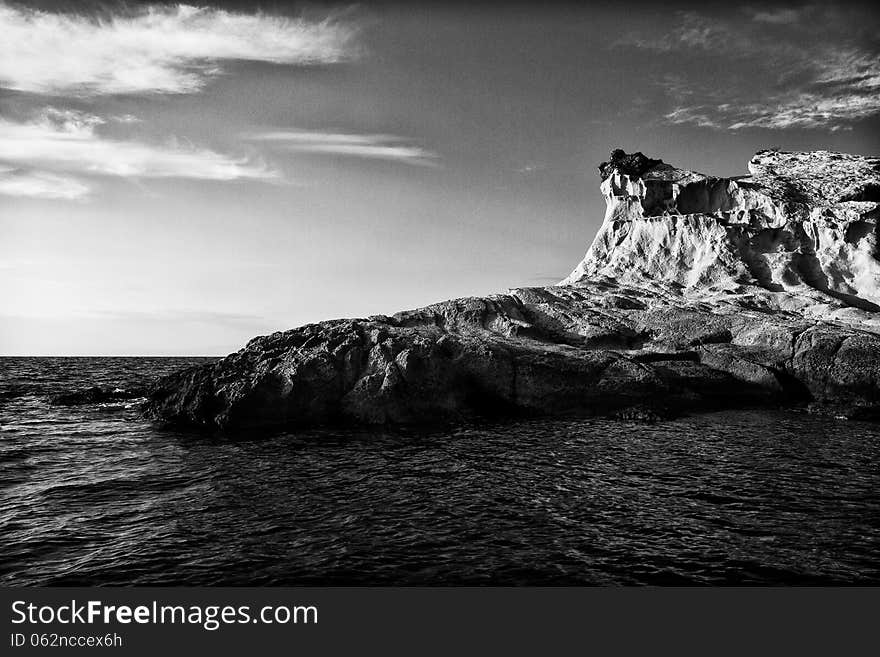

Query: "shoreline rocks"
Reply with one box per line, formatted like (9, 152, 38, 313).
(145, 149, 880, 429)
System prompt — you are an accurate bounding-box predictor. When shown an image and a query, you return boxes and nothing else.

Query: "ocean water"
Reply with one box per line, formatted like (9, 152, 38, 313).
(1, 356, 878, 586)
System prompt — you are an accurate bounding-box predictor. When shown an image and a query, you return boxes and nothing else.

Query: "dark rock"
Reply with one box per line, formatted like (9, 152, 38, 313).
(598, 149, 664, 180)
(612, 405, 670, 423)
(143, 285, 840, 430)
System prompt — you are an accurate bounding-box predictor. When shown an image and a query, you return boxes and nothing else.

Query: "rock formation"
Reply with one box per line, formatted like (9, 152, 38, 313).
(564, 149, 880, 323)
(145, 149, 880, 429)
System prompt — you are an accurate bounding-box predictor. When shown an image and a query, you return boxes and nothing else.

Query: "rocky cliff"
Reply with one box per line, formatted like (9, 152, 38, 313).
(564, 149, 880, 324)
(145, 149, 880, 429)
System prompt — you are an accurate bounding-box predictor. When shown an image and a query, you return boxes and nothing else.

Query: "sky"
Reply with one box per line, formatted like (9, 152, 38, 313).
(1, 0, 879, 355)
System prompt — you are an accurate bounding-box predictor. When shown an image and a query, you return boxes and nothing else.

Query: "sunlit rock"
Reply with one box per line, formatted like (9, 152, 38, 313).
(563, 149, 880, 315)
(145, 149, 880, 429)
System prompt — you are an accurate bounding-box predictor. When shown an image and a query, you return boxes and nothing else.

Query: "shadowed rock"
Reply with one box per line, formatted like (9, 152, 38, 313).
(145, 149, 880, 429)
(598, 148, 664, 181)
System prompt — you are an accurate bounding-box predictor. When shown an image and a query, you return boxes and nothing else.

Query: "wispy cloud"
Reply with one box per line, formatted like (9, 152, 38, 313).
(0, 167, 89, 200)
(90, 308, 272, 328)
(746, 7, 804, 25)
(0, 3, 362, 199)
(0, 3, 357, 96)
(621, 7, 880, 130)
(514, 163, 548, 175)
(0, 108, 276, 198)
(664, 107, 724, 129)
(248, 131, 440, 166)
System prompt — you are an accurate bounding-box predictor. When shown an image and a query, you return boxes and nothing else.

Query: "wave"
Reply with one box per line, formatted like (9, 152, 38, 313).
(48, 386, 147, 406)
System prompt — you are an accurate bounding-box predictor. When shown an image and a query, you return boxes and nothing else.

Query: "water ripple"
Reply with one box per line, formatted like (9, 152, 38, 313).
(1, 357, 879, 585)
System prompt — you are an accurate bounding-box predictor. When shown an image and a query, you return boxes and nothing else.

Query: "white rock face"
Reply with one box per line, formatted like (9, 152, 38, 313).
(562, 150, 880, 325)
(147, 148, 880, 429)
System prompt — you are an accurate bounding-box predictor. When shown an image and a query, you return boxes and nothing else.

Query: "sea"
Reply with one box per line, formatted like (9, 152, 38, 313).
(1, 356, 878, 586)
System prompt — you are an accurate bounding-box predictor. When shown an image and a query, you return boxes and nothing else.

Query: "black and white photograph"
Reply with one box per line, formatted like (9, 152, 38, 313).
(1, 0, 879, 610)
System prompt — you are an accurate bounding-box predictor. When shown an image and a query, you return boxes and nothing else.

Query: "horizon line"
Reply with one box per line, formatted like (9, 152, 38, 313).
(0, 354, 225, 358)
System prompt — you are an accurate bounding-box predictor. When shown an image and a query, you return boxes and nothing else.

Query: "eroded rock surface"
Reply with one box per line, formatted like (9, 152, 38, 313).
(146, 149, 880, 429)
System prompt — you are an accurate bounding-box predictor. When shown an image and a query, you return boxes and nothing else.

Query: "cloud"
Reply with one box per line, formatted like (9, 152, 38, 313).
(0, 108, 277, 198)
(748, 8, 803, 24)
(621, 12, 737, 53)
(515, 163, 548, 175)
(0, 3, 357, 96)
(621, 8, 880, 130)
(664, 107, 724, 129)
(248, 131, 440, 166)
(727, 90, 880, 131)
(89, 308, 271, 328)
(0, 167, 89, 200)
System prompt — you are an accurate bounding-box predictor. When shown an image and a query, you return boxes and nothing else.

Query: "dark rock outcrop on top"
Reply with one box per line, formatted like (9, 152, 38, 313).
(145, 149, 880, 429)
(598, 149, 663, 181)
